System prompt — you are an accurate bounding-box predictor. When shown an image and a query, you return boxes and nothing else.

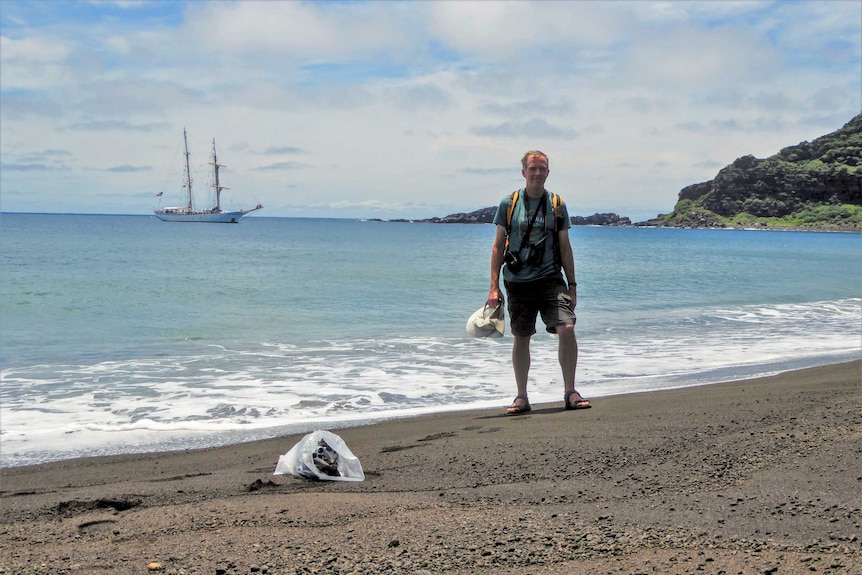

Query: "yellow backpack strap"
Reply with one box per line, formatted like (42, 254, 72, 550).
(504, 190, 519, 250)
(551, 193, 566, 233)
(506, 190, 519, 230)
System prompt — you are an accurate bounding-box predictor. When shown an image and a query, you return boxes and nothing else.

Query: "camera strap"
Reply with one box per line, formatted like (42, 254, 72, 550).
(516, 192, 547, 252)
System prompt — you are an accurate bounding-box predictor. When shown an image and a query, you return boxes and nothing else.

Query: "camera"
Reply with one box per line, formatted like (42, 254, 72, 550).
(504, 250, 523, 273)
(505, 243, 544, 274)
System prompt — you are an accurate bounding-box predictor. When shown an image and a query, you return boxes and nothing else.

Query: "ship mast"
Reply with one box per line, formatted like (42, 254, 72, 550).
(210, 138, 228, 212)
(183, 128, 194, 211)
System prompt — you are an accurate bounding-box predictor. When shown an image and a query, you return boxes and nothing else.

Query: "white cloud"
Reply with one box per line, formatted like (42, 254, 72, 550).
(426, 1, 629, 54)
(0, 0, 859, 222)
(0, 35, 76, 89)
(183, 1, 415, 62)
(617, 26, 779, 89)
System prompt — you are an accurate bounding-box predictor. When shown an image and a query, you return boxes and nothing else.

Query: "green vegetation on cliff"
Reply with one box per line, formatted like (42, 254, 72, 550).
(646, 113, 862, 230)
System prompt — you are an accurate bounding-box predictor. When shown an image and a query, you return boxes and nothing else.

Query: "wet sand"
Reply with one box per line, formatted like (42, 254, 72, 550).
(2, 360, 860, 575)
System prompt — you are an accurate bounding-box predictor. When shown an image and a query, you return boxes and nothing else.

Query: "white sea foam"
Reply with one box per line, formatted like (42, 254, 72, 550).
(2, 298, 859, 467)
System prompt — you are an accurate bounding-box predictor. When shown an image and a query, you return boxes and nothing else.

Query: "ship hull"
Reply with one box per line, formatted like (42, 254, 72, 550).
(154, 209, 256, 223)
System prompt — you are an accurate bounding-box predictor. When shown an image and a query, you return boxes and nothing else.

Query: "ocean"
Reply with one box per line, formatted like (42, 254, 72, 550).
(1, 213, 860, 467)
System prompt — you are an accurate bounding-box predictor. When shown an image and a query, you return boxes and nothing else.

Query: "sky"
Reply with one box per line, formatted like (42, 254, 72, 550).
(1, 1, 860, 222)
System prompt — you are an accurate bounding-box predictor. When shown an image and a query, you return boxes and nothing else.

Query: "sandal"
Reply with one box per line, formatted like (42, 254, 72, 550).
(565, 390, 592, 410)
(506, 395, 531, 415)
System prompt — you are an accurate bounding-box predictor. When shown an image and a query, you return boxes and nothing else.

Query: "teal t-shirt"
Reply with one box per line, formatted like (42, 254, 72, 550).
(493, 189, 571, 283)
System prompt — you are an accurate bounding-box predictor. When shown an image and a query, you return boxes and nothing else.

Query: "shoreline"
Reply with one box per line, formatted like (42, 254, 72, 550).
(4, 353, 858, 470)
(2, 360, 860, 574)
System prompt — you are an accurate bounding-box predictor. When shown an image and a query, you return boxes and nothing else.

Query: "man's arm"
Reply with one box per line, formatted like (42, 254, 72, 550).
(488, 224, 507, 306)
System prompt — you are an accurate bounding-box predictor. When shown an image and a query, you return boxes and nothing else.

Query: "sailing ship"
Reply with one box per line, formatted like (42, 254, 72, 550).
(154, 129, 262, 223)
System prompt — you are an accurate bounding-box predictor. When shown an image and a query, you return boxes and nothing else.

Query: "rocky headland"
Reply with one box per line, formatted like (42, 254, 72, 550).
(642, 113, 862, 231)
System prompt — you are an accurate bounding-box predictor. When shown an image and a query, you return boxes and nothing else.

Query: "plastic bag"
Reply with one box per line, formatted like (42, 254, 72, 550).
(273, 430, 365, 482)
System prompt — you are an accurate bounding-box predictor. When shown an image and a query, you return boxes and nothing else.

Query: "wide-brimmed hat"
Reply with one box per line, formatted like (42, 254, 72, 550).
(466, 303, 505, 338)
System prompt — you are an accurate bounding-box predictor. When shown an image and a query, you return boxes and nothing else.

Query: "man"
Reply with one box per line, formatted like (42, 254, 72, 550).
(488, 150, 591, 415)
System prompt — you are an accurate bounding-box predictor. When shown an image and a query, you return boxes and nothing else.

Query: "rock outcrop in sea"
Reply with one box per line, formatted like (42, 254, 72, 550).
(571, 213, 632, 226)
(418, 207, 498, 224)
(414, 208, 630, 226)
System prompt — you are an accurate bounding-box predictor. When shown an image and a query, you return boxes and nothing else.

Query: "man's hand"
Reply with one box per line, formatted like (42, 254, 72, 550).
(487, 287, 502, 308)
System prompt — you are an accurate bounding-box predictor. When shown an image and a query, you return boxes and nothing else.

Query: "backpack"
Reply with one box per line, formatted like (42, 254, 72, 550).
(505, 190, 565, 266)
(506, 189, 563, 232)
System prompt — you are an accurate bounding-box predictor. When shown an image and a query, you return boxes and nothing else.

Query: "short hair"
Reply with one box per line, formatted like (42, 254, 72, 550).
(521, 150, 549, 170)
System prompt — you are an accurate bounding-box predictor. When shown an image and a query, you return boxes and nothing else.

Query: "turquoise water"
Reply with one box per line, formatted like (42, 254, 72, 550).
(2, 214, 860, 466)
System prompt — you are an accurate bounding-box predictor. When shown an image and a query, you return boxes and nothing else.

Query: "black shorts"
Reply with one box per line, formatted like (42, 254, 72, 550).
(504, 276, 576, 337)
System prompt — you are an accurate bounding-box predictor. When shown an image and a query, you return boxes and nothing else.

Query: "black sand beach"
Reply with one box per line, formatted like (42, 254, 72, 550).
(2, 360, 860, 574)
